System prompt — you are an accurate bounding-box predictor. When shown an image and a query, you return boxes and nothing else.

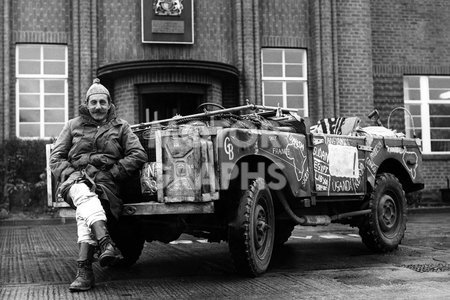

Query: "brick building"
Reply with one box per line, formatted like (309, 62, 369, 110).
(1, 0, 449, 201)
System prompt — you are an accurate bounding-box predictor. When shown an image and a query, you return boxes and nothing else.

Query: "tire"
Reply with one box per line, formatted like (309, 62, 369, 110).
(228, 177, 275, 276)
(358, 173, 407, 253)
(274, 221, 295, 247)
(109, 217, 145, 268)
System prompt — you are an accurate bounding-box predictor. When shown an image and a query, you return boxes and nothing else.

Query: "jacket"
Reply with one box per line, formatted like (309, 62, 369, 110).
(50, 104, 147, 218)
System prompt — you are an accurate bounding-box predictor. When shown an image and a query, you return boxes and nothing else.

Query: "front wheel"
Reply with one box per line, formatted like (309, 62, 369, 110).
(228, 177, 275, 276)
(358, 173, 407, 252)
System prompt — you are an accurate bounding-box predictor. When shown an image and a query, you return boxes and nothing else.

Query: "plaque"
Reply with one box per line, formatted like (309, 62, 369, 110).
(151, 20, 184, 34)
(142, 0, 194, 44)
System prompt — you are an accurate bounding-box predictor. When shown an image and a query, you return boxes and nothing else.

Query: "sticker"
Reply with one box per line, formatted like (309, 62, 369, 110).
(224, 136, 234, 160)
(328, 144, 358, 179)
(313, 137, 324, 146)
(286, 135, 307, 181)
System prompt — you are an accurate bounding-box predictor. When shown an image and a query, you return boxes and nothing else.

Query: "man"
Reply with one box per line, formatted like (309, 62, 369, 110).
(50, 78, 147, 292)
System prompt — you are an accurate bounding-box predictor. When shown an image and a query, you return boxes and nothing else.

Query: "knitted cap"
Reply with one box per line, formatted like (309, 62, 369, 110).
(85, 78, 111, 103)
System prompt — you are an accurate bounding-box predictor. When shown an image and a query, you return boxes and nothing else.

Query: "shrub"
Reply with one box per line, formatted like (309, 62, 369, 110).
(0, 138, 52, 214)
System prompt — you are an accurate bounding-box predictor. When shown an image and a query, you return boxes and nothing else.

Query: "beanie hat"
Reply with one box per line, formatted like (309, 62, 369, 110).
(85, 78, 111, 103)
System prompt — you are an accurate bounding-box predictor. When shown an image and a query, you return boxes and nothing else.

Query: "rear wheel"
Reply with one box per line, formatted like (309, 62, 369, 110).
(109, 217, 145, 267)
(228, 177, 275, 276)
(358, 173, 407, 252)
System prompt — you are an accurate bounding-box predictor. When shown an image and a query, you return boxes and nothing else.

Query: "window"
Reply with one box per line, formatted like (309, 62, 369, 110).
(16, 44, 68, 138)
(404, 76, 450, 153)
(261, 48, 308, 116)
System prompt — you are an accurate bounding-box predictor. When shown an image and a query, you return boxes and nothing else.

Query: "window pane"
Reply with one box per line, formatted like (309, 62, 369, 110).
(287, 95, 302, 109)
(44, 62, 65, 75)
(20, 110, 40, 122)
(19, 94, 40, 107)
(286, 82, 303, 95)
(18, 61, 40, 74)
(430, 116, 450, 127)
(285, 65, 303, 77)
(431, 141, 450, 152)
(263, 81, 283, 95)
(19, 124, 40, 137)
(263, 65, 282, 77)
(297, 108, 305, 117)
(405, 90, 421, 101)
(407, 116, 421, 129)
(19, 80, 40, 93)
(431, 129, 450, 139)
(45, 95, 64, 108)
(44, 80, 65, 93)
(262, 49, 282, 63)
(285, 50, 303, 64)
(430, 104, 450, 115)
(406, 128, 421, 139)
(429, 77, 450, 89)
(43, 45, 65, 60)
(45, 124, 64, 137)
(429, 90, 450, 100)
(264, 96, 282, 107)
(404, 77, 420, 89)
(18, 45, 40, 59)
(45, 110, 65, 122)
(405, 104, 421, 115)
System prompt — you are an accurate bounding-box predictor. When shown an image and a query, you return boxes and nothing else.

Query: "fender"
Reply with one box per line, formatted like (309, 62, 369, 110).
(364, 137, 423, 192)
(215, 128, 311, 197)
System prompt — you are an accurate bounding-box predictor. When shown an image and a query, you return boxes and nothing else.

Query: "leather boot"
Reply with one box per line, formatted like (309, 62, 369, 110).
(90, 220, 123, 267)
(69, 243, 95, 292)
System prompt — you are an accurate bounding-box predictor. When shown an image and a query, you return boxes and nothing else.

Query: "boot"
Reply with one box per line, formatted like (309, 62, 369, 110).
(90, 220, 123, 267)
(69, 243, 95, 292)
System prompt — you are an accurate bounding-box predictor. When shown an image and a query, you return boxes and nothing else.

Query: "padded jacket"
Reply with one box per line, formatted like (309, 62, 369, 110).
(50, 104, 147, 218)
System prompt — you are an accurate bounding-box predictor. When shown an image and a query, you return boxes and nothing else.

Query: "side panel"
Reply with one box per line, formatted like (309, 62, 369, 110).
(216, 128, 311, 197)
(311, 134, 367, 196)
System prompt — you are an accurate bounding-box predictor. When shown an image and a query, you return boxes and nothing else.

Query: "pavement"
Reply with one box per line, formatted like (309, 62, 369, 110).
(1, 206, 449, 226)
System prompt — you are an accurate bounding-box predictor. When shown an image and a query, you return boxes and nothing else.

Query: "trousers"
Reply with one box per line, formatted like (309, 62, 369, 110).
(69, 183, 107, 245)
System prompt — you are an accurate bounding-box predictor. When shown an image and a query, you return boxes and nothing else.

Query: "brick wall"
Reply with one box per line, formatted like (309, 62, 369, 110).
(422, 160, 450, 200)
(97, 0, 234, 66)
(371, 0, 450, 203)
(336, 0, 373, 123)
(1, 0, 5, 141)
(259, 0, 309, 109)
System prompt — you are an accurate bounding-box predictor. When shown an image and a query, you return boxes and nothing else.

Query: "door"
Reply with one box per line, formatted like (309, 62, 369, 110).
(140, 93, 202, 123)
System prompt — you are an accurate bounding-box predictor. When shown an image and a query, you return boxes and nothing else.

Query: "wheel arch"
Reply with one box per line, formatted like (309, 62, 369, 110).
(222, 154, 294, 221)
(371, 158, 415, 193)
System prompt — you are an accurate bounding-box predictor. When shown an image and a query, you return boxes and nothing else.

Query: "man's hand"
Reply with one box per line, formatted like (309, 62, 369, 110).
(60, 166, 75, 182)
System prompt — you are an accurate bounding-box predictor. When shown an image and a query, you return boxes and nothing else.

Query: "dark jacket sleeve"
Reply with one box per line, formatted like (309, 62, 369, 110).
(50, 121, 75, 181)
(109, 121, 148, 181)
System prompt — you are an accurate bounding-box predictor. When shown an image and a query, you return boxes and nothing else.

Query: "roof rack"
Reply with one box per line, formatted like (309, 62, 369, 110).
(130, 101, 300, 130)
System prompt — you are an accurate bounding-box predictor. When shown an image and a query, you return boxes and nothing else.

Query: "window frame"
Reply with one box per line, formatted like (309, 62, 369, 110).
(404, 75, 450, 154)
(15, 44, 69, 139)
(261, 48, 308, 117)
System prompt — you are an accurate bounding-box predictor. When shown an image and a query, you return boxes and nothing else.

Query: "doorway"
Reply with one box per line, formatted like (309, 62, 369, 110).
(140, 93, 202, 123)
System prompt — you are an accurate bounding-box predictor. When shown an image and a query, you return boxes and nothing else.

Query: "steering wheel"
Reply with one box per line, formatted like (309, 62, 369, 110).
(196, 102, 225, 112)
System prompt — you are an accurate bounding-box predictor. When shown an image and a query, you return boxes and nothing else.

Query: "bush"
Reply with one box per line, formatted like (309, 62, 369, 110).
(0, 138, 52, 215)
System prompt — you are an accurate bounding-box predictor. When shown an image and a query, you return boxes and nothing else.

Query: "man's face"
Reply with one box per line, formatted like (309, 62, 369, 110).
(87, 94, 110, 122)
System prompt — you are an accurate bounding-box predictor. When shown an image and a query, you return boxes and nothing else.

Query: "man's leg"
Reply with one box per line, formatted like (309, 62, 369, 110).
(70, 183, 123, 267)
